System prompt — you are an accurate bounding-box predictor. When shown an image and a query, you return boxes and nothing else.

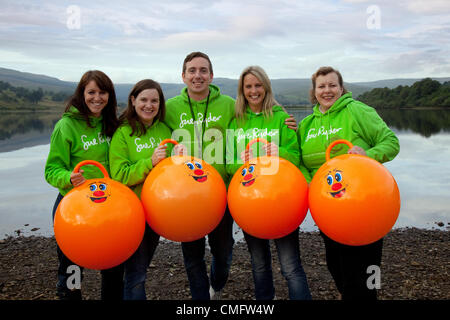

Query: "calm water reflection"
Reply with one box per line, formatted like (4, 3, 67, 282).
(0, 112, 60, 152)
(0, 109, 449, 238)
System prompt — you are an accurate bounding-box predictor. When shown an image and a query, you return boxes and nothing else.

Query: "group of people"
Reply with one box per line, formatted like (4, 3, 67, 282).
(44, 51, 400, 301)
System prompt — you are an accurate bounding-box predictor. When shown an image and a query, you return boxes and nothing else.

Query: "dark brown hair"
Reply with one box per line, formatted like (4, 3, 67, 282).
(119, 79, 166, 137)
(182, 51, 213, 75)
(65, 70, 119, 137)
(309, 66, 348, 104)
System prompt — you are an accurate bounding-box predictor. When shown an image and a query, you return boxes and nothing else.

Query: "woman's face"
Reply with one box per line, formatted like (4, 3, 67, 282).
(243, 73, 266, 112)
(314, 72, 344, 111)
(132, 88, 160, 126)
(84, 80, 109, 117)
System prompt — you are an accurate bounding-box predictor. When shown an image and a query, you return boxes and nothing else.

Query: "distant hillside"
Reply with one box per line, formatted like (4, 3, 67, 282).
(354, 78, 450, 89)
(1, 67, 449, 106)
(0, 68, 76, 93)
(358, 78, 450, 108)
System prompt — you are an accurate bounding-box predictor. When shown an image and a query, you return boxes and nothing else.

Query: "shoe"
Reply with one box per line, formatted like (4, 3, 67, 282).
(56, 287, 82, 300)
(209, 286, 222, 300)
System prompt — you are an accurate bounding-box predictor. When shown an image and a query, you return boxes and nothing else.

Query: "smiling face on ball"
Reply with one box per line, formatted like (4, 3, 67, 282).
(87, 181, 111, 203)
(326, 169, 347, 198)
(185, 159, 208, 183)
(240, 163, 258, 187)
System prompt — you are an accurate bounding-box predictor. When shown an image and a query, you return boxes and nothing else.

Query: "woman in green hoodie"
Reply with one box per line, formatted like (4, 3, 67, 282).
(44, 70, 122, 300)
(109, 79, 184, 300)
(226, 66, 311, 300)
(297, 66, 400, 300)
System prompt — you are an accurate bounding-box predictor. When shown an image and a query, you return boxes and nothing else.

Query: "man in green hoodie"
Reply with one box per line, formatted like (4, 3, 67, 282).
(164, 52, 235, 300)
(165, 52, 299, 300)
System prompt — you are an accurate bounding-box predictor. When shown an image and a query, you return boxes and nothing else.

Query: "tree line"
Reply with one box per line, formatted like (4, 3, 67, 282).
(0, 81, 70, 104)
(357, 78, 450, 108)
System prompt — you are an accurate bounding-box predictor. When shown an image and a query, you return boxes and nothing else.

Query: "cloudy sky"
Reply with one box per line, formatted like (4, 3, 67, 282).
(1, 0, 449, 84)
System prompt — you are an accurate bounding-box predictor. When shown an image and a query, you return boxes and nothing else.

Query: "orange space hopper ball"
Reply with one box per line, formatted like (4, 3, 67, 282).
(141, 139, 227, 242)
(54, 160, 145, 270)
(227, 138, 309, 240)
(309, 140, 400, 246)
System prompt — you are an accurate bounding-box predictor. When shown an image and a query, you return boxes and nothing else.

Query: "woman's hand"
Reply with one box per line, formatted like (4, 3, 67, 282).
(152, 145, 168, 167)
(284, 115, 297, 131)
(240, 149, 253, 163)
(264, 143, 279, 156)
(173, 144, 187, 156)
(70, 169, 85, 187)
(348, 145, 366, 156)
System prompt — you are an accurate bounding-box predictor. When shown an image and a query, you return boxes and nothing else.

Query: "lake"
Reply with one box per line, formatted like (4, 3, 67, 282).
(0, 108, 449, 239)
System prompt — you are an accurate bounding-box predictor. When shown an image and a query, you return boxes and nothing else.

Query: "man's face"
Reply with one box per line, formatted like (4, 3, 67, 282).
(182, 57, 213, 98)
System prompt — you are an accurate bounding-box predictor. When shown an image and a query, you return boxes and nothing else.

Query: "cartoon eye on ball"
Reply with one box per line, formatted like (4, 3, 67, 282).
(326, 170, 346, 198)
(185, 160, 208, 182)
(88, 182, 109, 203)
(241, 164, 256, 187)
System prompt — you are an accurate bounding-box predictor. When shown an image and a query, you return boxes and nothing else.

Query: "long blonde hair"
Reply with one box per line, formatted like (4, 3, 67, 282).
(235, 66, 280, 121)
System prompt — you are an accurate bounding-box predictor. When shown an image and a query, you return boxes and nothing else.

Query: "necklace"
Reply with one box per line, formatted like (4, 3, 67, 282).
(187, 91, 210, 158)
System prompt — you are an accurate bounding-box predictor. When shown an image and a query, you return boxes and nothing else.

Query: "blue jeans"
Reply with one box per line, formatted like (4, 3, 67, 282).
(181, 207, 234, 300)
(244, 228, 311, 300)
(123, 224, 160, 300)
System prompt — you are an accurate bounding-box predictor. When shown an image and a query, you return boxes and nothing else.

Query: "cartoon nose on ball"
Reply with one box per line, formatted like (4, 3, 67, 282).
(241, 165, 256, 187)
(309, 139, 400, 246)
(141, 139, 226, 242)
(53, 160, 146, 270)
(228, 138, 309, 240)
(186, 161, 208, 182)
(332, 183, 342, 191)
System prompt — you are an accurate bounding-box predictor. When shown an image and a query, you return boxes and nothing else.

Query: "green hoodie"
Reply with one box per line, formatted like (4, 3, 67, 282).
(297, 92, 400, 183)
(164, 84, 235, 183)
(44, 106, 111, 196)
(109, 120, 173, 198)
(226, 105, 300, 177)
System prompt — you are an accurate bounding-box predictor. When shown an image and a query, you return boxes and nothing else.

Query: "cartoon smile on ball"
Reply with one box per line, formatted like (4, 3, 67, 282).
(241, 163, 257, 187)
(185, 160, 208, 182)
(326, 169, 347, 198)
(88, 181, 110, 203)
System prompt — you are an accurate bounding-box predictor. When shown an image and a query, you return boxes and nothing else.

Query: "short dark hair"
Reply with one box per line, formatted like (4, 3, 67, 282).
(119, 79, 166, 137)
(309, 66, 348, 105)
(182, 51, 213, 75)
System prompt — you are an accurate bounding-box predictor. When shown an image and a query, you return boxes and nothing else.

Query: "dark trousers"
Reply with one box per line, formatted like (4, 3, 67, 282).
(320, 232, 383, 300)
(52, 193, 124, 300)
(181, 207, 234, 300)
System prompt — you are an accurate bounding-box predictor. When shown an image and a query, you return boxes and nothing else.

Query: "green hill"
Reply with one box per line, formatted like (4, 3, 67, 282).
(358, 78, 450, 108)
(0, 67, 76, 93)
(1, 67, 449, 106)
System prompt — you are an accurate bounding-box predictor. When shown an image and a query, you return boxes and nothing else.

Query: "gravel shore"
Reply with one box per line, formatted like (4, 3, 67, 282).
(0, 228, 448, 300)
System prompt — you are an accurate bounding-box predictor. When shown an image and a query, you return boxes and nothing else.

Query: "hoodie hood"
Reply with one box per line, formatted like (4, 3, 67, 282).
(297, 91, 400, 183)
(244, 105, 285, 118)
(178, 84, 222, 103)
(312, 92, 353, 116)
(226, 104, 300, 177)
(164, 83, 236, 183)
(63, 106, 103, 125)
(45, 106, 110, 196)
